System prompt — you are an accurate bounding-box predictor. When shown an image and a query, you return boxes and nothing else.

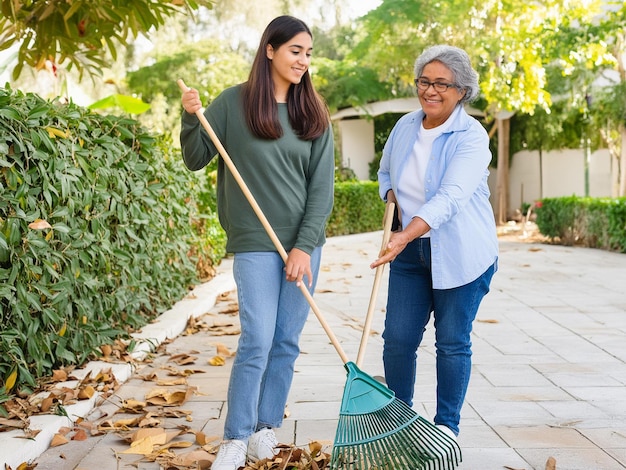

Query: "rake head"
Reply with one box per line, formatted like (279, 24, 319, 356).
(330, 362, 462, 470)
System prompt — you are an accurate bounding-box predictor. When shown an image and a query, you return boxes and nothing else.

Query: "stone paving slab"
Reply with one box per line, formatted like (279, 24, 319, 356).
(2, 233, 626, 470)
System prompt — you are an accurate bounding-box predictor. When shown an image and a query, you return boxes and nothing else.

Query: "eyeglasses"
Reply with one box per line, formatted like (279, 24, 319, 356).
(414, 78, 459, 93)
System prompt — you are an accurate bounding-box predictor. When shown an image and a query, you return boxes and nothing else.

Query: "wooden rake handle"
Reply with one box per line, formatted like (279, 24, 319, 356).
(356, 201, 395, 367)
(177, 79, 350, 364)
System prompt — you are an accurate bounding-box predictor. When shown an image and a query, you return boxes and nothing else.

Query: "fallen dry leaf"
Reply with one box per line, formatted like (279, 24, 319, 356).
(28, 219, 52, 230)
(194, 431, 208, 445)
(130, 427, 168, 444)
(121, 435, 163, 455)
(71, 428, 89, 441)
(13, 462, 38, 470)
(57, 426, 72, 435)
(218, 291, 234, 301)
(120, 398, 147, 413)
(76, 419, 95, 431)
(162, 440, 194, 450)
(39, 396, 55, 413)
(139, 371, 159, 381)
(78, 385, 96, 399)
(208, 356, 226, 366)
(99, 416, 143, 430)
(13, 428, 41, 439)
(207, 322, 241, 336)
(160, 409, 193, 419)
(168, 449, 213, 467)
(161, 365, 205, 377)
(51, 369, 68, 382)
(100, 344, 113, 357)
(145, 386, 197, 406)
(216, 343, 235, 357)
(138, 415, 161, 428)
(0, 418, 29, 430)
(169, 353, 198, 365)
(219, 303, 239, 315)
(156, 377, 188, 386)
(50, 433, 69, 447)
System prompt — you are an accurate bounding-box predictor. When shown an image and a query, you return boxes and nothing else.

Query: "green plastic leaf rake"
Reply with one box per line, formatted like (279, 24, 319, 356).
(331, 362, 461, 469)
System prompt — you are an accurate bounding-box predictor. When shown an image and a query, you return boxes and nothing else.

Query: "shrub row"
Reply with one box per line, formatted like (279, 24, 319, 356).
(535, 196, 626, 252)
(0, 86, 225, 400)
(327, 181, 386, 236)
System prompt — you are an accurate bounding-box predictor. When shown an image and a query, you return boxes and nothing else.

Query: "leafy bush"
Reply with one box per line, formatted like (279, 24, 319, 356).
(326, 181, 385, 236)
(0, 85, 224, 398)
(535, 196, 626, 252)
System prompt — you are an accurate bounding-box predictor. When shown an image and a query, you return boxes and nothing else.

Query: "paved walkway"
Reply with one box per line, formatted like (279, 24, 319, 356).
(3, 233, 626, 470)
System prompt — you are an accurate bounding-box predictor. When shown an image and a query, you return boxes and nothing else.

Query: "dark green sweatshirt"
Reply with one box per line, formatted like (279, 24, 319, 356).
(180, 84, 334, 255)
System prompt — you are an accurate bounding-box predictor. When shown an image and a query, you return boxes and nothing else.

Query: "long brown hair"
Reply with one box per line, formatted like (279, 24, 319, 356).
(242, 15, 329, 141)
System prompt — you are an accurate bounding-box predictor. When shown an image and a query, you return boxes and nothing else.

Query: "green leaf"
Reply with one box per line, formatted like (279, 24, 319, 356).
(0, 233, 8, 251)
(0, 107, 22, 120)
(51, 223, 70, 234)
(87, 94, 151, 115)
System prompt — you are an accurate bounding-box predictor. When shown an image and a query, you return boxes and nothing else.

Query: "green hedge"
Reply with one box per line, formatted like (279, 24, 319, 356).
(326, 181, 386, 236)
(0, 86, 224, 399)
(535, 196, 626, 252)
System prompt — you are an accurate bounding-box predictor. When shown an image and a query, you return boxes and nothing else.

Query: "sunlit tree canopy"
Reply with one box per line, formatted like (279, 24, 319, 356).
(0, 0, 213, 79)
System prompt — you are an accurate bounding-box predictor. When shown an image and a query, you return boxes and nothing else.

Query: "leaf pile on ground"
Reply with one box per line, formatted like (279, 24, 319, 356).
(0, 340, 130, 433)
(6, 290, 332, 469)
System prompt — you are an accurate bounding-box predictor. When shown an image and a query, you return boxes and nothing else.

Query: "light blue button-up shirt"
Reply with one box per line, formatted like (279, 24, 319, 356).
(378, 105, 498, 289)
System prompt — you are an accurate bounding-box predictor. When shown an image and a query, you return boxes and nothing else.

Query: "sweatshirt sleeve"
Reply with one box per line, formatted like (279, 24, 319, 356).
(180, 87, 233, 172)
(294, 126, 335, 254)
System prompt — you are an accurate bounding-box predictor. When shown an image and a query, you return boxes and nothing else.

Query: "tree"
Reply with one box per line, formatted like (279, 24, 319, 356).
(0, 0, 213, 79)
(587, 2, 626, 197)
(351, 0, 475, 96)
(351, 0, 618, 221)
(125, 39, 250, 135)
(312, 58, 392, 111)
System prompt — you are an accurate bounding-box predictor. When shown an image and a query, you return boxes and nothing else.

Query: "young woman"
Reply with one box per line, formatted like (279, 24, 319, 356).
(179, 15, 334, 470)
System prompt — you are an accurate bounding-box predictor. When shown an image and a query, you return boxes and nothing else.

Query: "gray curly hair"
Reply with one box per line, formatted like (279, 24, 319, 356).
(414, 45, 480, 103)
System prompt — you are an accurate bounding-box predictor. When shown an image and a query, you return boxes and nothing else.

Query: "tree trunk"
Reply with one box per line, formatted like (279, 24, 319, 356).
(495, 117, 511, 225)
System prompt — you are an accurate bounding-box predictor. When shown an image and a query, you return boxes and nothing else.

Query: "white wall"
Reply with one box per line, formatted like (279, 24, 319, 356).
(337, 118, 375, 180)
(509, 148, 612, 212)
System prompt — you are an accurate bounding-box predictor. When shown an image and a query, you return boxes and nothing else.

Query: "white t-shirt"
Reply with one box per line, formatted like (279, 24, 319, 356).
(397, 111, 456, 236)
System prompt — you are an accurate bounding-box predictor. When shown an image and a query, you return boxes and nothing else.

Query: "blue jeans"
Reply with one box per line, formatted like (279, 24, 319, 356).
(224, 248, 321, 440)
(383, 238, 495, 436)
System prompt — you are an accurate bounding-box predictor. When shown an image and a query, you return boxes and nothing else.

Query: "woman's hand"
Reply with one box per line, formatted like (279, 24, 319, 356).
(285, 248, 313, 287)
(370, 230, 410, 269)
(181, 87, 202, 114)
(370, 215, 431, 269)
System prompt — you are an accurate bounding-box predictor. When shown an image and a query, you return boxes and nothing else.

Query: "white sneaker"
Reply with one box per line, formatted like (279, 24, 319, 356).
(212, 439, 247, 470)
(436, 424, 457, 441)
(247, 428, 278, 462)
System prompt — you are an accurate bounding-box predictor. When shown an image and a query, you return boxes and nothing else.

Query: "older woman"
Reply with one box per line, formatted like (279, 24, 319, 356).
(371, 45, 498, 439)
